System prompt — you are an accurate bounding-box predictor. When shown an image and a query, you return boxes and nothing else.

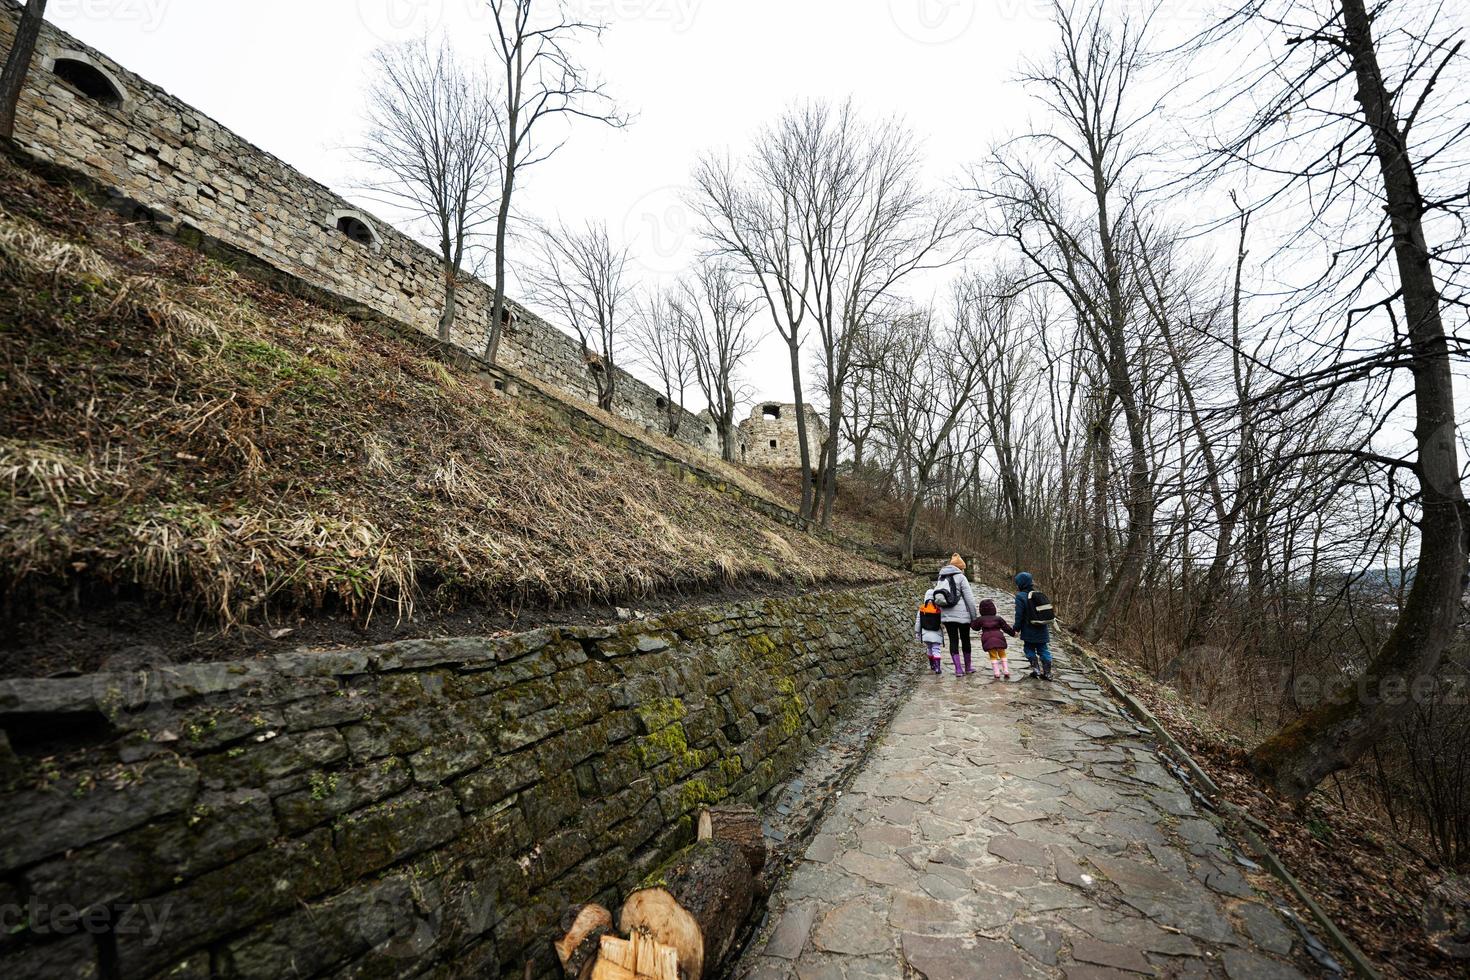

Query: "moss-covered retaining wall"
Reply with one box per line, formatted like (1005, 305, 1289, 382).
(0, 582, 912, 978)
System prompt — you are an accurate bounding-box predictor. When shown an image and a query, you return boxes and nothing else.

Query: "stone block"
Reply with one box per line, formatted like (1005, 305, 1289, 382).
(27, 787, 274, 908)
(451, 752, 539, 813)
(407, 727, 493, 785)
(519, 771, 580, 838)
(112, 829, 342, 977)
(281, 688, 371, 729)
(221, 872, 458, 979)
(273, 758, 413, 834)
(332, 788, 463, 879)
(1, 758, 200, 873)
(0, 933, 99, 980)
(197, 728, 345, 788)
(496, 704, 567, 753)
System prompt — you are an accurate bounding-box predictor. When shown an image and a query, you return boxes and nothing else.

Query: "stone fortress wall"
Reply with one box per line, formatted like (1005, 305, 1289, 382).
(0, 1, 718, 453)
(737, 401, 828, 468)
(0, 582, 911, 979)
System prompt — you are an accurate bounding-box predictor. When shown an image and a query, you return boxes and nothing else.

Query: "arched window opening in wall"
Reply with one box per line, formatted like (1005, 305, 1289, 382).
(51, 55, 125, 106)
(703, 426, 711, 436)
(762, 404, 781, 420)
(334, 212, 378, 247)
(655, 396, 667, 410)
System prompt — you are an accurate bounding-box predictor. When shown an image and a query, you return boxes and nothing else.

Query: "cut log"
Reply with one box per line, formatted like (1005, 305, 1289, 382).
(555, 903, 614, 980)
(695, 804, 766, 875)
(618, 839, 755, 980)
(592, 933, 679, 980)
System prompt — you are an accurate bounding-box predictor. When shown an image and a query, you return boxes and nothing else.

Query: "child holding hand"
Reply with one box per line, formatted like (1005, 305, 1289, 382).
(973, 598, 1018, 680)
(914, 589, 945, 674)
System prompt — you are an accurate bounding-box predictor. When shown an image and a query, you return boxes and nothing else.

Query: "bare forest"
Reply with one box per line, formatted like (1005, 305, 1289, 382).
(338, 0, 1470, 865)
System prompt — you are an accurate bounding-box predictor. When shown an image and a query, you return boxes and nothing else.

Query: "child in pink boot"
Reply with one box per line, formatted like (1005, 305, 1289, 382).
(973, 599, 1018, 680)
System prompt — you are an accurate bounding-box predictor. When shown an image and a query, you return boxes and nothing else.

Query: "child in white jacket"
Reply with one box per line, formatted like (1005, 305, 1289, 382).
(914, 588, 945, 674)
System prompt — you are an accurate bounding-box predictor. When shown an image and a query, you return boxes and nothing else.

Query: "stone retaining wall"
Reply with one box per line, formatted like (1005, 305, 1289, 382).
(0, 1, 715, 452)
(0, 582, 913, 979)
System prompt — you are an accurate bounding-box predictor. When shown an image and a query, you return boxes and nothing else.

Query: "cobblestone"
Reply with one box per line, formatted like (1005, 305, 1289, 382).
(733, 591, 1321, 979)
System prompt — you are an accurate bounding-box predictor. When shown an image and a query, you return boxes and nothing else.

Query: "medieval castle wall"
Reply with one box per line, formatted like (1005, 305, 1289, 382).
(0, 2, 717, 453)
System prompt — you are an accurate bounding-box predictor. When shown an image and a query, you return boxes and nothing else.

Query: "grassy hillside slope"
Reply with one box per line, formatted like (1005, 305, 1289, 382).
(0, 154, 894, 674)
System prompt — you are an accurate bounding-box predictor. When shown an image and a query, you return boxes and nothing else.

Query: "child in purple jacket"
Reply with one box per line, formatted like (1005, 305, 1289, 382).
(973, 598, 1018, 680)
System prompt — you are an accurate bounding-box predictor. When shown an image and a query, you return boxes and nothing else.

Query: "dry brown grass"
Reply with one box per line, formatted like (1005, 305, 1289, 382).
(0, 155, 895, 635)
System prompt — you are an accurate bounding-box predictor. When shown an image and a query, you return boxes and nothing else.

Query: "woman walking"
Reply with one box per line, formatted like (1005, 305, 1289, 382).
(934, 553, 978, 676)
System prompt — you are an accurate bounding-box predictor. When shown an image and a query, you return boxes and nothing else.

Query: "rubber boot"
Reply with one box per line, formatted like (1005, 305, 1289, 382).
(963, 651, 974, 674)
(951, 652, 964, 677)
(991, 659, 1003, 679)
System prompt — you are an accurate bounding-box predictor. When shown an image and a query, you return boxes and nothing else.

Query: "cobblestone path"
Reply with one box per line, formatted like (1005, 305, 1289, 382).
(734, 604, 1320, 980)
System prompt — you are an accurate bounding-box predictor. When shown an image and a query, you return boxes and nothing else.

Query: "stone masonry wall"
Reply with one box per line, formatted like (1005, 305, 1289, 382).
(0, 582, 912, 979)
(738, 402, 828, 469)
(0, 2, 715, 453)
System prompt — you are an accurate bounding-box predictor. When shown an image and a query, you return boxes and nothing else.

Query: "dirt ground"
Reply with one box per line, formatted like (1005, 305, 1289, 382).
(1, 577, 896, 679)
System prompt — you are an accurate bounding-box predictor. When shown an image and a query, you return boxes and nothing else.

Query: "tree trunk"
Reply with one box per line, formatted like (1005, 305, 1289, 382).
(819, 398, 841, 528)
(1089, 408, 1109, 593)
(0, 0, 48, 142)
(484, 136, 517, 363)
(618, 840, 755, 980)
(1249, 0, 1469, 799)
(438, 266, 457, 343)
(556, 903, 614, 980)
(787, 339, 814, 522)
(696, 804, 766, 876)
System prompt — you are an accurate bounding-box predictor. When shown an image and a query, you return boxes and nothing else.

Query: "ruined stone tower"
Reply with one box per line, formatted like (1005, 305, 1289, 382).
(736, 402, 827, 468)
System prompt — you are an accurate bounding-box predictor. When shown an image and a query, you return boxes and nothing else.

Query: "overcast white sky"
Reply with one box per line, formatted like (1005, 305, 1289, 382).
(41, 0, 1116, 407)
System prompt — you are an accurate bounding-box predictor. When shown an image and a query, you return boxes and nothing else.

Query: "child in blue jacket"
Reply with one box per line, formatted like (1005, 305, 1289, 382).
(1014, 571, 1053, 681)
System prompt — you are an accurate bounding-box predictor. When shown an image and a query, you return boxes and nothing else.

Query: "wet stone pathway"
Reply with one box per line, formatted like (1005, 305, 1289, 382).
(733, 600, 1320, 980)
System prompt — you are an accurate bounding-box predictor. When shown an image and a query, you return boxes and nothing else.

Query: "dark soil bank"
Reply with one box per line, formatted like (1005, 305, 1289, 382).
(1, 577, 901, 679)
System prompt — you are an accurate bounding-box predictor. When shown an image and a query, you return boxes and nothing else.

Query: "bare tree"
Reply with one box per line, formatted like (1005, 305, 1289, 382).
(792, 101, 971, 529)
(967, 271, 1034, 568)
(481, 0, 628, 364)
(0, 0, 47, 142)
(694, 100, 966, 524)
(693, 144, 817, 519)
(867, 292, 990, 563)
(977, 0, 1162, 642)
(1189, 0, 1470, 798)
(358, 37, 500, 343)
(629, 287, 695, 438)
(524, 219, 630, 412)
(674, 262, 760, 461)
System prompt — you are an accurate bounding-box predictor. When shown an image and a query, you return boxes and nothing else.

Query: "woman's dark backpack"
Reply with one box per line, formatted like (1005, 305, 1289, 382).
(933, 572, 962, 608)
(1023, 590, 1056, 626)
